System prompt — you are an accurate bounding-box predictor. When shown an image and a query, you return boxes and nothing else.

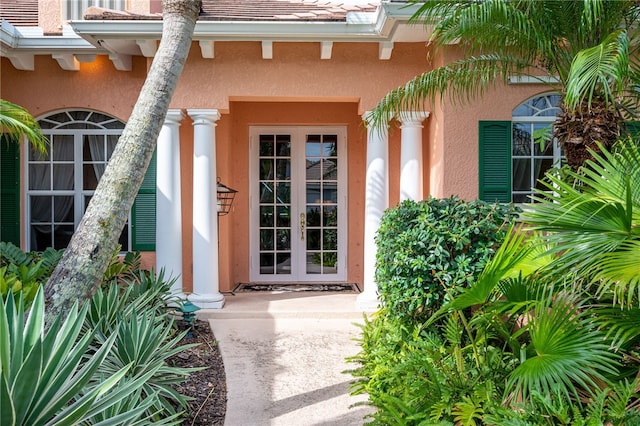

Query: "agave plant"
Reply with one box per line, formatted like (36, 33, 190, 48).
(91, 311, 202, 419)
(84, 270, 201, 421)
(0, 288, 148, 425)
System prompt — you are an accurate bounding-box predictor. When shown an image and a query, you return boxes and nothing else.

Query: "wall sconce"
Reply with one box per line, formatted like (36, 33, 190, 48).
(217, 178, 237, 216)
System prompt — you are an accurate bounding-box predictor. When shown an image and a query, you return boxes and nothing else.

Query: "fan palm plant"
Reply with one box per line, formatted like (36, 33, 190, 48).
(443, 139, 640, 414)
(524, 139, 640, 307)
(369, 0, 640, 168)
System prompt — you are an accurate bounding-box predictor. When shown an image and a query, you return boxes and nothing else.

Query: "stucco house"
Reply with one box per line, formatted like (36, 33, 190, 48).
(0, 0, 557, 309)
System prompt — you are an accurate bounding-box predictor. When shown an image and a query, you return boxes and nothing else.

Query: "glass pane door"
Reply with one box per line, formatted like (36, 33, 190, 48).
(250, 127, 346, 282)
(257, 134, 292, 275)
(304, 133, 339, 275)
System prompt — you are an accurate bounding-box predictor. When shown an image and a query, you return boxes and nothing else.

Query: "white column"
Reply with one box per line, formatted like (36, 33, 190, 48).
(156, 109, 184, 295)
(357, 112, 389, 311)
(399, 111, 429, 201)
(187, 109, 225, 309)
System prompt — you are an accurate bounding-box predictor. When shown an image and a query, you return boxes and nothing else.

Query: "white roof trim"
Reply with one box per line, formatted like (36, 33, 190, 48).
(1, 21, 101, 52)
(1, 20, 105, 70)
(1, 2, 430, 71)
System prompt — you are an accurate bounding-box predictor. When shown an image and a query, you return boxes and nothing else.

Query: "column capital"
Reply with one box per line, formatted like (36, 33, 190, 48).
(361, 111, 390, 141)
(187, 109, 221, 125)
(164, 109, 185, 125)
(398, 111, 430, 127)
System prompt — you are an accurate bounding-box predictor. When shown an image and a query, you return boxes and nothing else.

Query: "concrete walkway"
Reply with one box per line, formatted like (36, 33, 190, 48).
(199, 292, 374, 426)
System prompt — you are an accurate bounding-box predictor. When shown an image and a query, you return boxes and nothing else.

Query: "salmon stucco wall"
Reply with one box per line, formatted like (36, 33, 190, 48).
(1, 55, 147, 121)
(169, 41, 432, 114)
(426, 46, 555, 200)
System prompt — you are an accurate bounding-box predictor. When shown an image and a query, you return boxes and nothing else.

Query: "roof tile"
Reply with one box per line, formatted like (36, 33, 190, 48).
(2, 0, 380, 26)
(0, 0, 38, 27)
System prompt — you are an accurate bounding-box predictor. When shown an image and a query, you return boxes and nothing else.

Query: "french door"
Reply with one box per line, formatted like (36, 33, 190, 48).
(249, 126, 347, 282)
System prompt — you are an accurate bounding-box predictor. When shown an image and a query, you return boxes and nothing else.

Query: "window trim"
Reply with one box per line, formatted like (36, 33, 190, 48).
(511, 93, 562, 203)
(25, 109, 132, 251)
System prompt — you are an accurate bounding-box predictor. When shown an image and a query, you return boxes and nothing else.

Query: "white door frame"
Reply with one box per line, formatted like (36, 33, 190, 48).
(249, 126, 347, 282)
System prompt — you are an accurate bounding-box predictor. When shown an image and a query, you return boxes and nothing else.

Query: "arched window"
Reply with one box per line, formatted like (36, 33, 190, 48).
(28, 110, 127, 251)
(511, 93, 563, 202)
(478, 93, 562, 203)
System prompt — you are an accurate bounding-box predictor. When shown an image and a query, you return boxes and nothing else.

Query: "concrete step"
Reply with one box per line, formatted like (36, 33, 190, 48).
(196, 292, 372, 321)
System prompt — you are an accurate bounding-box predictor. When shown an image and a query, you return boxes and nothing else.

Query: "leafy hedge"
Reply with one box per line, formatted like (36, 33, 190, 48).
(375, 197, 520, 323)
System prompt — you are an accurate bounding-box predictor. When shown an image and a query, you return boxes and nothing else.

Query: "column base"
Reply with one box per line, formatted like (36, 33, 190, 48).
(167, 292, 188, 308)
(188, 293, 226, 309)
(356, 291, 380, 312)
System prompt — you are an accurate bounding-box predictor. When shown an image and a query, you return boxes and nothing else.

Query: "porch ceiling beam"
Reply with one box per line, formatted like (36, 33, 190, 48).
(199, 40, 214, 58)
(52, 53, 80, 70)
(262, 40, 272, 59)
(6, 53, 34, 70)
(320, 41, 332, 59)
(135, 39, 157, 57)
(109, 53, 132, 71)
(379, 41, 393, 60)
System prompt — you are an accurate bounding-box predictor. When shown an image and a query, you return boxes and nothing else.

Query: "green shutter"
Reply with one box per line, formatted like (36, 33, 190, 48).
(0, 136, 21, 245)
(479, 121, 512, 203)
(131, 150, 156, 251)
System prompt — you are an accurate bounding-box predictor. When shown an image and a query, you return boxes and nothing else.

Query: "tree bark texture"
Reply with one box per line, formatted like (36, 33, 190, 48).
(554, 96, 622, 169)
(44, 0, 202, 324)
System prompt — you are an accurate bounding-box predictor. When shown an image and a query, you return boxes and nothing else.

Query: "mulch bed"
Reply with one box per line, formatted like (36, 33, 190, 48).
(169, 320, 227, 425)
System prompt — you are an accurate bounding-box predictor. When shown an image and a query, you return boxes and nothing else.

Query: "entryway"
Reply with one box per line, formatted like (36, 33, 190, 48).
(249, 126, 347, 283)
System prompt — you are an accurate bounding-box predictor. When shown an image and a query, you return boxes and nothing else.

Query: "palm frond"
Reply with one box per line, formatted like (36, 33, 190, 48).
(0, 99, 48, 153)
(596, 305, 640, 350)
(506, 291, 619, 404)
(524, 141, 640, 307)
(448, 225, 533, 311)
(565, 30, 631, 112)
(596, 240, 640, 306)
(367, 55, 530, 130)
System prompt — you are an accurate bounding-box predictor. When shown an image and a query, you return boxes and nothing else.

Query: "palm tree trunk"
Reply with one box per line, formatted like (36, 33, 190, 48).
(43, 0, 201, 323)
(554, 97, 622, 169)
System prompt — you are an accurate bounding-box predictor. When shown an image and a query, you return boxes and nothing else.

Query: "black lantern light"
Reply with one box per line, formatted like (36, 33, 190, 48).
(217, 178, 237, 216)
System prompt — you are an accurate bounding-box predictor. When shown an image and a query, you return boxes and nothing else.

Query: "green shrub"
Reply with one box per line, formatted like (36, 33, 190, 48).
(90, 311, 200, 420)
(348, 309, 516, 425)
(0, 242, 142, 309)
(0, 242, 63, 308)
(375, 197, 519, 323)
(102, 248, 142, 285)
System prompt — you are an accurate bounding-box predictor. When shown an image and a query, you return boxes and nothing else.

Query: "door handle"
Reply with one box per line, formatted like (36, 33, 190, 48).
(300, 213, 305, 240)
